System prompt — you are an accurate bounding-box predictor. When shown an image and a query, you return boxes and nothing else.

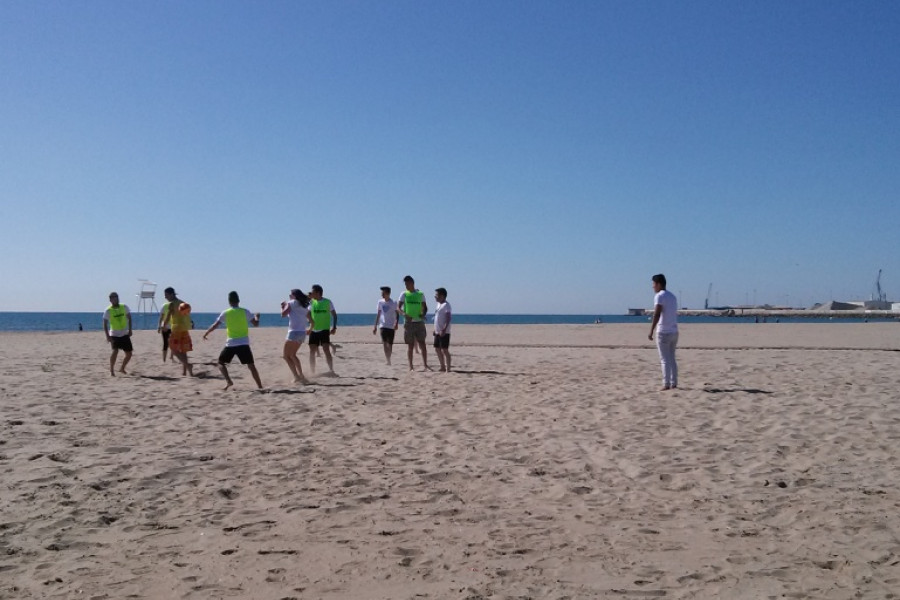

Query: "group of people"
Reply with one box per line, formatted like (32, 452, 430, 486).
(105, 272, 677, 390)
(102, 275, 454, 390)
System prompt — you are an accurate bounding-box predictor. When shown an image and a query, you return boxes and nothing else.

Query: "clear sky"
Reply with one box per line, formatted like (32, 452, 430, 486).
(2, 1, 898, 314)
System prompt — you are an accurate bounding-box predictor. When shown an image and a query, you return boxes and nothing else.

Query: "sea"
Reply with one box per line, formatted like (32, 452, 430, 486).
(0, 312, 896, 332)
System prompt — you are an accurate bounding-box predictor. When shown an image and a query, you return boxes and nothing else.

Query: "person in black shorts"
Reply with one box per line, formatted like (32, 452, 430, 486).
(372, 286, 399, 365)
(306, 284, 338, 375)
(103, 292, 134, 376)
(203, 291, 263, 390)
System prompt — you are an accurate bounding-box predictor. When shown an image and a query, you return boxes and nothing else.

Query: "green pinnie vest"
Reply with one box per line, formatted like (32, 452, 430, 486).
(224, 307, 249, 339)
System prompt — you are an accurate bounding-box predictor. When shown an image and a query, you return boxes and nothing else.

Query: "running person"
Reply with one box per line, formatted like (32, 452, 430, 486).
(306, 284, 337, 375)
(281, 288, 310, 383)
(203, 291, 263, 390)
(162, 288, 194, 377)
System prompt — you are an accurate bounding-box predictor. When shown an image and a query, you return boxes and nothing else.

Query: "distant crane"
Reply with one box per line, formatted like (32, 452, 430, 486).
(704, 283, 712, 310)
(873, 269, 886, 303)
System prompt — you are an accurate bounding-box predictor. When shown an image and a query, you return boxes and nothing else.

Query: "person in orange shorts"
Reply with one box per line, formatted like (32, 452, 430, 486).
(161, 287, 194, 377)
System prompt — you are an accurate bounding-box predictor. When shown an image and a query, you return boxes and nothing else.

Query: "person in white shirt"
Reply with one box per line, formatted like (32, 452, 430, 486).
(432, 287, 452, 372)
(372, 286, 399, 365)
(648, 273, 678, 390)
(281, 288, 310, 384)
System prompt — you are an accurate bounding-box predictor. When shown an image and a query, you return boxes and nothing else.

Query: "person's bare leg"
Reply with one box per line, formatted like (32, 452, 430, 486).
(248, 364, 263, 389)
(418, 340, 431, 371)
(109, 348, 118, 376)
(175, 352, 192, 376)
(218, 364, 233, 390)
(407, 343, 415, 370)
(323, 344, 335, 374)
(383, 342, 392, 365)
(119, 351, 132, 374)
(283, 341, 303, 381)
(309, 345, 317, 374)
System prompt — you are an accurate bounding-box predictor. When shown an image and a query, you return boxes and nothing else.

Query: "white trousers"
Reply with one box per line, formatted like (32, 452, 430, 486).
(656, 332, 678, 387)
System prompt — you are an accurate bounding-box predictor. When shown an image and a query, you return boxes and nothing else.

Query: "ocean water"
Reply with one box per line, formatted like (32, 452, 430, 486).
(0, 312, 895, 332)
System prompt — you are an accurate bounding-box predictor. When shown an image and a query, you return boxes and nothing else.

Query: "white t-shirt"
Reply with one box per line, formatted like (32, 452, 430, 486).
(654, 290, 678, 334)
(104, 304, 131, 337)
(376, 298, 398, 329)
(286, 299, 307, 332)
(433, 301, 452, 335)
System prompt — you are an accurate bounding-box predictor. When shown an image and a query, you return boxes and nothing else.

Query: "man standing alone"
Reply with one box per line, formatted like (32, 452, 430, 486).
(648, 273, 678, 390)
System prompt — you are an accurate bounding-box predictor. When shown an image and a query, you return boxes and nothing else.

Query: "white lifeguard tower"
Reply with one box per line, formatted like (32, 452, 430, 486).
(136, 279, 159, 327)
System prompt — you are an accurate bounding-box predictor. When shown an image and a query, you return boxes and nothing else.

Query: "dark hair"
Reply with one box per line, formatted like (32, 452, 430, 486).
(652, 274, 667, 288)
(435, 287, 447, 298)
(228, 291, 240, 305)
(291, 288, 310, 308)
(164, 287, 175, 295)
(380, 286, 391, 294)
(403, 275, 414, 283)
(311, 284, 323, 294)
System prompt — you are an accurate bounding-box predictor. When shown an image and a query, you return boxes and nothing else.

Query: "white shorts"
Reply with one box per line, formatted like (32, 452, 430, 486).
(286, 330, 306, 343)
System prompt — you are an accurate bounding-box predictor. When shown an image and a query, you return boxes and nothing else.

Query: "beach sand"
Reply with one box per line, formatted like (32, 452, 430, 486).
(1, 323, 899, 599)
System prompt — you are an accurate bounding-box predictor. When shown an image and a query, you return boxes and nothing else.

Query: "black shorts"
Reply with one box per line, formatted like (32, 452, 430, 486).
(379, 328, 395, 345)
(433, 333, 451, 349)
(309, 330, 331, 346)
(161, 329, 171, 351)
(219, 345, 254, 365)
(111, 335, 133, 352)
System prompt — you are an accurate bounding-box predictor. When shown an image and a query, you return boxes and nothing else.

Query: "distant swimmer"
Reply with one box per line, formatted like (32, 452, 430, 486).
(203, 291, 263, 390)
(103, 292, 133, 376)
(648, 274, 678, 390)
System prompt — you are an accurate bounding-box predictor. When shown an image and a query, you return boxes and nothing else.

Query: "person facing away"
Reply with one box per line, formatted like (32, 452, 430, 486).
(648, 273, 678, 390)
(157, 288, 174, 363)
(306, 284, 338, 375)
(103, 291, 133, 376)
(398, 275, 430, 371)
(433, 287, 452, 372)
(203, 291, 263, 390)
(281, 288, 310, 384)
(161, 287, 194, 377)
(373, 286, 399, 365)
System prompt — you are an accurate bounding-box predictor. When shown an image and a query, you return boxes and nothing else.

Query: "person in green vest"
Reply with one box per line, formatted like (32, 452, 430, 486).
(203, 291, 263, 390)
(156, 287, 177, 364)
(305, 284, 338, 376)
(103, 291, 133, 376)
(398, 275, 431, 371)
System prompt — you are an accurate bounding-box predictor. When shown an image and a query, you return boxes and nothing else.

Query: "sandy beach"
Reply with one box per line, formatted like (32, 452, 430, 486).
(1, 323, 899, 599)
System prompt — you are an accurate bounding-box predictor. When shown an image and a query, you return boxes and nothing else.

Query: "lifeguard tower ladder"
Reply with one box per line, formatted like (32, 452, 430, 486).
(136, 279, 159, 328)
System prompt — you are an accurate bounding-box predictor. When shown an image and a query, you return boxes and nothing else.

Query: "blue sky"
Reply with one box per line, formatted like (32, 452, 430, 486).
(2, 1, 898, 313)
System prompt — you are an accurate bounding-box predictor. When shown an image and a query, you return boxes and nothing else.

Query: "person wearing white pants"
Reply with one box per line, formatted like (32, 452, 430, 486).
(648, 274, 679, 390)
